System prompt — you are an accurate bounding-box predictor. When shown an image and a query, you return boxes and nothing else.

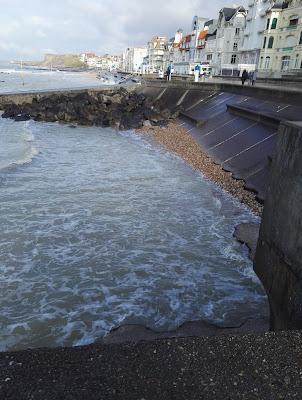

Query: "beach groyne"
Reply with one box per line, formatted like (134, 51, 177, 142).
(0, 87, 175, 130)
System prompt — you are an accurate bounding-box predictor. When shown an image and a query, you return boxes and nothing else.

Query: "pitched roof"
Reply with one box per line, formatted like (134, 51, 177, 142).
(222, 7, 237, 21)
(198, 31, 207, 40)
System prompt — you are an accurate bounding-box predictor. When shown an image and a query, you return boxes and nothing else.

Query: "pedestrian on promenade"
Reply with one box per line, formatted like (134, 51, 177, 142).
(166, 66, 171, 81)
(194, 64, 200, 82)
(252, 70, 257, 86)
(248, 71, 253, 86)
(158, 69, 164, 79)
(241, 69, 248, 86)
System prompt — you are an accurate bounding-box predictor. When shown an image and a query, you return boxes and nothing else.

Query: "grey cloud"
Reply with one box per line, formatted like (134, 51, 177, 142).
(0, 0, 247, 60)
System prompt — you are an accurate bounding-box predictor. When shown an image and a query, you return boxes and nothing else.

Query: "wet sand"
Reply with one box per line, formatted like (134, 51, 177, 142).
(137, 121, 263, 216)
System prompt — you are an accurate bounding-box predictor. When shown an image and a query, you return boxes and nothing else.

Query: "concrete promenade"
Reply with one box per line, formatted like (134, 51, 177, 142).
(1, 331, 302, 399)
(140, 78, 302, 105)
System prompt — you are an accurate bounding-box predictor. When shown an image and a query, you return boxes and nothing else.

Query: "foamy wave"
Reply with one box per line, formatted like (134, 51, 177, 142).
(0, 120, 39, 172)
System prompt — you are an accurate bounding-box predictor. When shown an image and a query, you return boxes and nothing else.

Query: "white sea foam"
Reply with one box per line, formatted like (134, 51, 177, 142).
(0, 120, 268, 351)
(0, 119, 38, 171)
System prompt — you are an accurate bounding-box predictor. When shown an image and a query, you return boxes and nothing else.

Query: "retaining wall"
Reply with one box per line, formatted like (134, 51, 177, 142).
(254, 121, 302, 330)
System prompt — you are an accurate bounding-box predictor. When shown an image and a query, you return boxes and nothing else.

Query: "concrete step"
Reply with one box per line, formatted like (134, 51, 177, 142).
(227, 104, 283, 129)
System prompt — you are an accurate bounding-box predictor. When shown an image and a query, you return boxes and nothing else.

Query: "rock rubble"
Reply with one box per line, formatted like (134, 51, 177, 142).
(1, 88, 176, 130)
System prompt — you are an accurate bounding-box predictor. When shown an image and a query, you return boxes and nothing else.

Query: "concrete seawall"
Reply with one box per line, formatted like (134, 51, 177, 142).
(254, 121, 302, 330)
(138, 81, 302, 202)
(140, 79, 302, 106)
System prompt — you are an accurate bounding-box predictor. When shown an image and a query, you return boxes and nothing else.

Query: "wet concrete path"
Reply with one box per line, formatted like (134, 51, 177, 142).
(1, 331, 302, 399)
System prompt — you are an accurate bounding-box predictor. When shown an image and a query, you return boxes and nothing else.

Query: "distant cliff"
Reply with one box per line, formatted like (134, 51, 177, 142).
(41, 54, 86, 69)
(14, 54, 86, 69)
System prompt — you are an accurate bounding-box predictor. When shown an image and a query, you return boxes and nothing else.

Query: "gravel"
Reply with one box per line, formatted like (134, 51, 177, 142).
(137, 121, 263, 216)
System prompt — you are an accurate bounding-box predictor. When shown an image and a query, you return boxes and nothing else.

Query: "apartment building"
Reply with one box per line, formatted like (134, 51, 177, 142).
(258, 0, 302, 77)
(123, 47, 147, 73)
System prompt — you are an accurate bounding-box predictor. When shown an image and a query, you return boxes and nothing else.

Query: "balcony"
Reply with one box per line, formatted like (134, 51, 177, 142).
(277, 47, 294, 52)
(282, 25, 298, 31)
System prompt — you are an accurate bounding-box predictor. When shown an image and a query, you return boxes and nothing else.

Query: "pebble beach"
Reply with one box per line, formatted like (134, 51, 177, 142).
(137, 121, 263, 216)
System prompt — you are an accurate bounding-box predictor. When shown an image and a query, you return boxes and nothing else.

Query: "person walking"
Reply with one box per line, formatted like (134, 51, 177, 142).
(248, 71, 253, 86)
(194, 64, 200, 83)
(241, 69, 248, 86)
(252, 70, 257, 86)
(166, 65, 171, 81)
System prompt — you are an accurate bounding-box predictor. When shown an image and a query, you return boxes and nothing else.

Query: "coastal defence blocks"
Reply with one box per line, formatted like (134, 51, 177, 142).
(254, 121, 302, 330)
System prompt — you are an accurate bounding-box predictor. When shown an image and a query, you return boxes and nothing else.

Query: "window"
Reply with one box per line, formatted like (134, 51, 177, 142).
(295, 54, 299, 68)
(266, 19, 270, 30)
(233, 42, 238, 50)
(263, 37, 267, 48)
(231, 54, 237, 64)
(281, 56, 290, 70)
(300, 32, 302, 44)
(235, 27, 240, 36)
(264, 56, 270, 69)
(289, 18, 298, 26)
(271, 18, 278, 29)
(207, 54, 212, 61)
(259, 56, 263, 69)
(268, 36, 274, 48)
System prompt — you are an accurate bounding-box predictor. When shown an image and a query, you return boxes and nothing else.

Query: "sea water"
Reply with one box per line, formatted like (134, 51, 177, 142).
(0, 62, 106, 93)
(0, 116, 268, 351)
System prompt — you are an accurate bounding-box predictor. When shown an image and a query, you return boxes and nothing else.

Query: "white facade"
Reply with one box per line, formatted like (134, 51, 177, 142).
(163, 30, 183, 73)
(204, 20, 219, 73)
(240, 0, 275, 69)
(209, 7, 247, 75)
(123, 47, 147, 73)
(258, 0, 302, 77)
(173, 16, 208, 75)
(80, 53, 96, 63)
(146, 36, 168, 73)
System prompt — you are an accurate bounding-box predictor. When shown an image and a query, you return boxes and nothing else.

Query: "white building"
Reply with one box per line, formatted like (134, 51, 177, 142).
(204, 20, 218, 73)
(240, 0, 276, 71)
(211, 7, 247, 76)
(173, 16, 208, 75)
(146, 36, 168, 73)
(122, 47, 147, 73)
(163, 30, 183, 73)
(258, 0, 302, 77)
(80, 53, 96, 63)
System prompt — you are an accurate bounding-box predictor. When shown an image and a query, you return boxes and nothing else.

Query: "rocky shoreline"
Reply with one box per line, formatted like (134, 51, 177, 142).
(0, 88, 176, 130)
(137, 121, 263, 216)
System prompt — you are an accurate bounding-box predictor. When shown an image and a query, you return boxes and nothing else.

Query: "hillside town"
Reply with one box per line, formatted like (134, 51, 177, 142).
(122, 0, 302, 78)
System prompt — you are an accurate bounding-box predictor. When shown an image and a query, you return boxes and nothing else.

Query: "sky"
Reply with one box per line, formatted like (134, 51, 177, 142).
(0, 0, 245, 60)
